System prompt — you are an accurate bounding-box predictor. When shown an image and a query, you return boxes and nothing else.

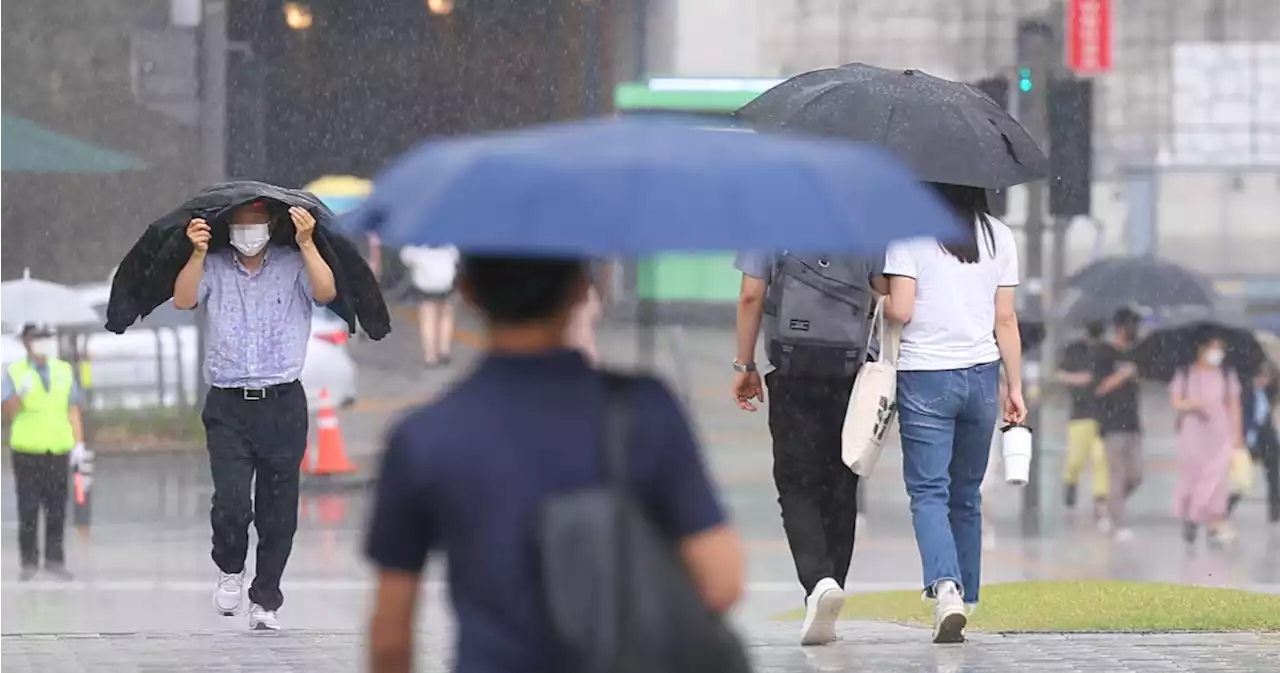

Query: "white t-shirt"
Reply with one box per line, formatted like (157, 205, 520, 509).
(883, 216, 1019, 371)
(399, 245, 460, 293)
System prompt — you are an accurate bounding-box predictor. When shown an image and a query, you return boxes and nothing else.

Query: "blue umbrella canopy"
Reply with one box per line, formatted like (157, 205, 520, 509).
(2, 114, 148, 174)
(344, 118, 961, 255)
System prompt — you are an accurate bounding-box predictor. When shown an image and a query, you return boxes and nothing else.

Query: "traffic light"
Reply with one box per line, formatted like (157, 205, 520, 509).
(971, 75, 1010, 218)
(1017, 67, 1033, 92)
(1047, 76, 1094, 216)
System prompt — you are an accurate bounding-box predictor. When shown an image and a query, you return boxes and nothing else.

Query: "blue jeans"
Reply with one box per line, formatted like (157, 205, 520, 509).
(897, 361, 1000, 604)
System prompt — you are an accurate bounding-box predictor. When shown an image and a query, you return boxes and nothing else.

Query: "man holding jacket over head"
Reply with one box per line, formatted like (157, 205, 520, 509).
(174, 199, 337, 631)
(2, 324, 87, 582)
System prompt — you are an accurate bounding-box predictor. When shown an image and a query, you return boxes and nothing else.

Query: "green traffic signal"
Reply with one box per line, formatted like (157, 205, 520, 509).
(1018, 68, 1033, 92)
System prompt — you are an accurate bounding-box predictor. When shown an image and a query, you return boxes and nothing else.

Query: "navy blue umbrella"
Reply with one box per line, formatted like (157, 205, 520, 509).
(343, 118, 960, 255)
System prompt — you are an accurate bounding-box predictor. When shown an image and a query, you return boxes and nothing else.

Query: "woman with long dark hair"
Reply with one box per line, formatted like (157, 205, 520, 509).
(880, 183, 1026, 643)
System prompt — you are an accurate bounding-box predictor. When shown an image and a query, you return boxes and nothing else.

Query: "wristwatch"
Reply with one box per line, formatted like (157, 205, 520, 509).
(733, 361, 757, 373)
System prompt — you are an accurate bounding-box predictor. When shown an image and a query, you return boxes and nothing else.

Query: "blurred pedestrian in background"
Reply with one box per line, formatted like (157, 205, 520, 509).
(1242, 364, 1280, 524)
(174, 200, 338, 630)
(1057, 321, 1111, 529)
(882, 184, 1026, 643)
(366, 256, 742, 673)
(565, 260, 609, 364)
(1170, 330, 1242, 546)
(732, 249, 881, 646)
(1, 324, 86, 582)
(1093, 307, 1145, 543)
(398, 244, 459, 367)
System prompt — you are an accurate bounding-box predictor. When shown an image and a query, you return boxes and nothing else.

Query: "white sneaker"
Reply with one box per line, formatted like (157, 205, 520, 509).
(248, 603, 280, 631)
(799, 577, 845, 646)
(213, 571, 244, 616)
(932, 580, 967, 644)
(1113, 528, 1135, 543)
(1096, 517, 1114, 535)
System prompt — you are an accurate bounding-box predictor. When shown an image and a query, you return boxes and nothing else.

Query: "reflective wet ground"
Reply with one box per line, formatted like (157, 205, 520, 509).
(4, 321, 1278, 670)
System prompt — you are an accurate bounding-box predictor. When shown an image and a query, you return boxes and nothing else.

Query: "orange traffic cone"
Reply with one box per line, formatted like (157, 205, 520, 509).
(303, 388, 356, 476)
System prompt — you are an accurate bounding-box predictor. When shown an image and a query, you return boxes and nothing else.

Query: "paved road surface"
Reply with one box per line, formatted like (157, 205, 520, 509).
(4, 316, 1278, 670)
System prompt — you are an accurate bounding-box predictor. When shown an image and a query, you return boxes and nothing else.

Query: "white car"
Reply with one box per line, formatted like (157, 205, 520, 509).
(5, 283, 358, 410)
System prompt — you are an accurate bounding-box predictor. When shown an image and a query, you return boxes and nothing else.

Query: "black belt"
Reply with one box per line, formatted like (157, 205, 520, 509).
(212, 380, 300, 401)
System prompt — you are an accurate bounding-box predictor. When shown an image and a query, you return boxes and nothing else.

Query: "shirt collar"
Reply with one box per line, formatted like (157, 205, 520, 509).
(234, 247, 273, 276)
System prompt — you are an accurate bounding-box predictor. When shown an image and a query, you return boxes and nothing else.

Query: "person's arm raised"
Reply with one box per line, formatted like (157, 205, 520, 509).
(173, 218, 210, 310)
(292, 207, 338, 304)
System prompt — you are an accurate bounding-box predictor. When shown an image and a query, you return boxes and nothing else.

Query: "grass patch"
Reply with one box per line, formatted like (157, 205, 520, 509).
(776, 581, 1280, 633)
(87, 407, 204, 448)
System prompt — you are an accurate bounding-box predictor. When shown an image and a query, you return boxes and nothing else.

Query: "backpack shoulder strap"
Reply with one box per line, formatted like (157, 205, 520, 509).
(599, 371, 634, 490)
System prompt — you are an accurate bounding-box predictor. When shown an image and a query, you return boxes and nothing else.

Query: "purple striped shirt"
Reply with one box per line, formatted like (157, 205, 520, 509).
(198, 248, 313, 389)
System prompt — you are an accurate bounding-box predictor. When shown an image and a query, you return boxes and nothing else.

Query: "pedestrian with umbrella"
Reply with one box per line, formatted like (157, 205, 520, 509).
(351, 118, 962, 671)
(1165, 327, 1244, 546)
(739, 63, 1046, 644)
(1092, 306, 1147, 543)
(1133, 319, 1269, 536)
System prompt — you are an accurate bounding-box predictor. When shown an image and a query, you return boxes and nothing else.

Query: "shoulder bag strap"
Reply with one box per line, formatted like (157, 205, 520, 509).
(865, 297, 901, 368)
(599, 370, 634, 668)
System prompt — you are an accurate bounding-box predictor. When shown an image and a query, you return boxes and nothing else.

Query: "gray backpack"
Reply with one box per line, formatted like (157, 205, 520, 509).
(764, 253, 876, 377)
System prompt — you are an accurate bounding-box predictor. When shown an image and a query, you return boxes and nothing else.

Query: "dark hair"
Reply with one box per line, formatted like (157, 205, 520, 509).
(1085, 321, 1106, 338)
(929, 183, 995, 264)
(1113, 306, 1141, 327)
(461, 255, 586, 325)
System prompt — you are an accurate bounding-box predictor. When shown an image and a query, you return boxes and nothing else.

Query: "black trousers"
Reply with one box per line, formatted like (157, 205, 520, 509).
(766, 372, 860, 597)
(202, 382, 309, 611)
(1256, 428, 1280, 522)
(11, 451, 70, 568)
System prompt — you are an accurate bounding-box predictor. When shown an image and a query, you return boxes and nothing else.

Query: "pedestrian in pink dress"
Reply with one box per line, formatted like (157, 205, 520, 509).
(1170, 333, 1243, 546)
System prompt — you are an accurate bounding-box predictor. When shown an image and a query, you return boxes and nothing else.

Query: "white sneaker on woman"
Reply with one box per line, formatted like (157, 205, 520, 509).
(932, 580, 967, 644)
(799, 577, 845, 646)
(213, 571, 244, 616)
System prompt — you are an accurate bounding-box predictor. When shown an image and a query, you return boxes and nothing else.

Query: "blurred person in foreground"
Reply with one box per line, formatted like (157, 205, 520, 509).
(1056, 321, 1111, 529)
(399, 244, 460, 367)
(1092, 307, 1145, 543)
(732, 246, 882, 646)
(1242, 363, 1280, 524)
(882, 183, 1025, 644)
(1, 324, 87, 582)
(366, 256, 743, 673)
(1170, 330, 1243, 545)
(174, 200, 338, 630)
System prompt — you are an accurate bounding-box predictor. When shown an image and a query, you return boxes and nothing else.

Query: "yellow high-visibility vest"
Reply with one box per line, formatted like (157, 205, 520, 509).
(7, 358, 76, 454)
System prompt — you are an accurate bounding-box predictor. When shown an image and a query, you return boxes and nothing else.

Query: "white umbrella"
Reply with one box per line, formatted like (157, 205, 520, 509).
(0, 269, 100, 331)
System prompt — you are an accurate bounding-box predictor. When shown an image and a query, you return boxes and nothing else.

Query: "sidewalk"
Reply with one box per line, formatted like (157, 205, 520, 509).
(4, 621, 1277, 672)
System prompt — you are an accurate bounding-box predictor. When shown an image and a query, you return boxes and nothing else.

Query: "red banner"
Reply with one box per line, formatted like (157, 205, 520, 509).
(1066, 0, 1113, 75)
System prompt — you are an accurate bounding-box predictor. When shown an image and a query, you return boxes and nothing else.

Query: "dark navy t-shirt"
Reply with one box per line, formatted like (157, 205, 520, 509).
(365, 350, 725, 673)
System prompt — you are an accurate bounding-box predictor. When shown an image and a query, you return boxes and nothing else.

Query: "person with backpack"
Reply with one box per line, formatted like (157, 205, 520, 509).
(732, 250, 882, 646)
(366, 256, 744, 673)
(1170, 330, 1243, 546)
(880, 183, 1025, 644)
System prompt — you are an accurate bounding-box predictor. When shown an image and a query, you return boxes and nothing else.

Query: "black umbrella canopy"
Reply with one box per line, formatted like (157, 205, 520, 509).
(1132, 319, 1267, 382)
(1057, 255, 1218, 327)
(735, 63, 1049, 189)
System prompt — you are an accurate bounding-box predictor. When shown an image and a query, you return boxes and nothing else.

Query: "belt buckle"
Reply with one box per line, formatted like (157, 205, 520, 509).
(243, 388, 267, 401)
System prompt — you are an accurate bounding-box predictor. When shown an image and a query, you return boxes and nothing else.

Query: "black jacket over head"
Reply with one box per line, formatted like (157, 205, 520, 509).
(106, 180, 391, 340)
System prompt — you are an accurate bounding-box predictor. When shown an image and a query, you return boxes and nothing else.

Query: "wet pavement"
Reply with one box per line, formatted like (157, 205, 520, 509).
(4, 319, 1279, 670)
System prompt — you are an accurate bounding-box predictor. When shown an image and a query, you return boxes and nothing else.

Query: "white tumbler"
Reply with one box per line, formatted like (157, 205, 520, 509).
(999, 423, 1033, 486)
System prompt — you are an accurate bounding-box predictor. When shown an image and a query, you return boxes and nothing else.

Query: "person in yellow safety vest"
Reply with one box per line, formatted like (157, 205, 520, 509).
(1, 324, 87, 582)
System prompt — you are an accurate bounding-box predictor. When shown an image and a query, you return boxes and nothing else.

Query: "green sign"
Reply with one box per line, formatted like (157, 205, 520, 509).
(614, 78, 780, 303)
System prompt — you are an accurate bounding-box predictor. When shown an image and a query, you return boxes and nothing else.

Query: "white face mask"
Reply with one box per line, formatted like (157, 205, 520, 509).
(28, 337, 56, 359)
(1204, 348, 1225, 367)
(230, 223, 270, 256)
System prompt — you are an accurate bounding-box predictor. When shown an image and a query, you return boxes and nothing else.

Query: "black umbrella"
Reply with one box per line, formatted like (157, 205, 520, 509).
(1131, 320, 1266, 382)
(1057, 255, 1218, 326)
(735, 63, 1048, 189)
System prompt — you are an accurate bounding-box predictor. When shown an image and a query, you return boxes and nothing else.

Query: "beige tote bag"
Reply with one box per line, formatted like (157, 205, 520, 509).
(841, 297, 901, 477)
